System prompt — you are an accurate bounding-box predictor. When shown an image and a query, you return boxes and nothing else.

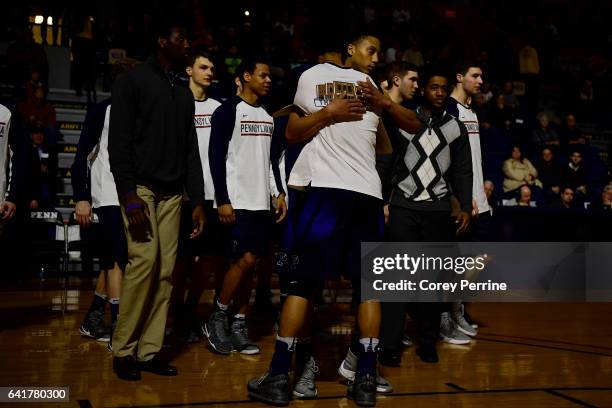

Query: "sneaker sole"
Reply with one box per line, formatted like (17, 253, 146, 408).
(338, 362, 356, 382)
(401, 339, 413, 347)
(236, 347, 261, 355)
(292, 389, 318, 399)
(202, 324, 232, 355)
(247, 391, 289, 406)
(377, 383, 393, 394)
(455, 324, 478, 337)
(440, 334, 471, 345)
(79, 326, 110, 343)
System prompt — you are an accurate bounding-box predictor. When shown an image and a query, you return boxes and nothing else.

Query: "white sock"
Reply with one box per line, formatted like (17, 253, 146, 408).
(359, 337, 380, 352)
(276, 335, 297, 350)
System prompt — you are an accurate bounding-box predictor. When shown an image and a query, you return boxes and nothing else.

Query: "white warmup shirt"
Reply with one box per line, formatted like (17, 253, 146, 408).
(89, 106, 120, 207)
(209, 95, 277, 210)
(447, 97, 490, 214)
(194, 98, 222, 201)
(0, 104, 12, 202)
(289, 62, 382, 199)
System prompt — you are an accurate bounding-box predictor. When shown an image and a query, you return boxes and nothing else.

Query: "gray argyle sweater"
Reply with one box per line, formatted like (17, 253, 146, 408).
(385, 107, 473, 212)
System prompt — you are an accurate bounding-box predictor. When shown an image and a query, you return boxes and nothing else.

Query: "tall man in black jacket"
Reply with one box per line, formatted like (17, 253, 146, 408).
(108, 20, 206, 381)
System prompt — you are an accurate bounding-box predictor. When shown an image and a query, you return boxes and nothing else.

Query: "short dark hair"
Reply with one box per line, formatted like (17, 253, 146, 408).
(187, 49, 212, 67)
(152, 16, 187, 43)
(420, 64, 449, 88)
(342, 31, 379, 62)
(236, 59, 268, 84)
(561, 186, 574, 194)
(453, 60, 480, 83)
(384, 62, 418, 89)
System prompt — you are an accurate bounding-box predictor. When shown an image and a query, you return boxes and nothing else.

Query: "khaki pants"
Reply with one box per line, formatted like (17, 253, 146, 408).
(113, 185, 182, 361)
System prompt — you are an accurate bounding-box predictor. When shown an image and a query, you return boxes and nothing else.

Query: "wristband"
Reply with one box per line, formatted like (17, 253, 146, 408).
(126, 203, 144, 211)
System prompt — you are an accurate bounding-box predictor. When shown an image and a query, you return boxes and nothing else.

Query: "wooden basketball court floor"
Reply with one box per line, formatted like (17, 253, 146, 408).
(1, 282, 611, 408)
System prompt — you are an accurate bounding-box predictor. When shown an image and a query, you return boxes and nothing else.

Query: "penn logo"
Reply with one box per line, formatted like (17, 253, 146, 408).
(240, 121, 273, 137)
(194, 115, 212, 128)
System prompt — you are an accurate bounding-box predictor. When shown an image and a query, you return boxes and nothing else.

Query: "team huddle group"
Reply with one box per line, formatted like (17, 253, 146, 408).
(71, 21, 490, 407)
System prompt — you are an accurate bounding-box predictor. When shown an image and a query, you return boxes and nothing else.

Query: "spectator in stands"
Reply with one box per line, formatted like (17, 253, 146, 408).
(518, 38, 540, 110)
(6, 26, 49, 96)
(559, 113, 583, 149)
(577, 79, 595, 121)
(483, 180, 496, 209)
(599, 184, 612, 211)
(538, 147, 562, 198)
(549, 187, 575, 210)
(481, 82, 494, 104)
(502, 145, 541, 194)
(531, 112, 560, 149)
(402, 41, 425, 67)
(580, 79, 594, 103)
(503, 185, 535, 207)
(28, 126, 57, 209)
(224, 44, 242, 75)
(17, 86, 57, 131)
(517, 185, 533, 207)
(489, 94, 516, 132)
(502, 81, 520, 110)
(72, 16, 98, 104)
(562, 150, 588, 197)
(392, 0, 411, 25)
(25, 69, 44, 101)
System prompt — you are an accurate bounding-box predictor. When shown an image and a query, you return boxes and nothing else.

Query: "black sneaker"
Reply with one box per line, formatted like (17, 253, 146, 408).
(79, 309, 110, 342)
(417, 344, 439, 363)
(247, 371, 290, 406)
(203, 310, 233, 354)
(347, 374, 376, 407)
(231, 318, 260, 354)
